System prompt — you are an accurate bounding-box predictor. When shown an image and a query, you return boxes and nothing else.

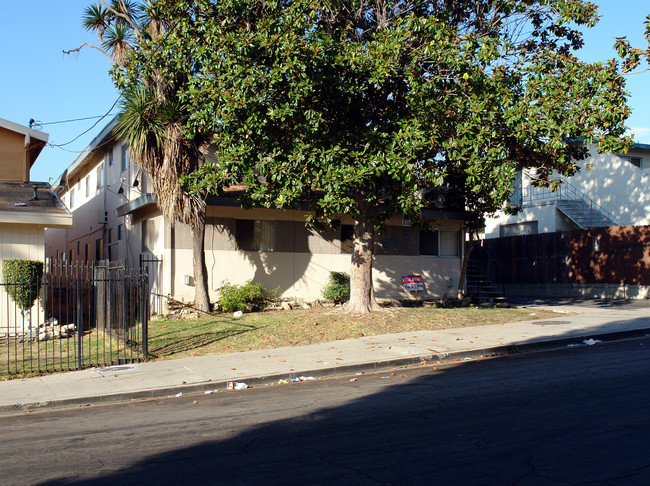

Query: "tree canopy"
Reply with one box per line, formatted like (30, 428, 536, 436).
(116, 0, 632, 312)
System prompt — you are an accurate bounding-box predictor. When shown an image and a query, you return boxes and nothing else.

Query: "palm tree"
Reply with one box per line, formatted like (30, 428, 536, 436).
(81, 1, 211, 312)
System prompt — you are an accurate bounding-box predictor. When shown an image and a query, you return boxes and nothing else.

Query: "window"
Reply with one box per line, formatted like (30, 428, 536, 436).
(69, 249, 73, 262)
(419, 229, 461, 256)
(121, 144, 129, 172)
(419, 230, 439, 256)
(85, 243, 89, 262)
(235, 220, 275, 251)
(108, 147, 113, 166)
(69, 188, 75, 208)
(340, 224, 354, 254)
(96, 164, 104, 189)
(85, 176, 90, 198)
(95, 238, 103, 260)
(440, 230, 460, 257)
(117, 224, 123, 241)
(108, 228, 113, 244)
(499, 221, 538, 237)
(621, 155, 642, 168)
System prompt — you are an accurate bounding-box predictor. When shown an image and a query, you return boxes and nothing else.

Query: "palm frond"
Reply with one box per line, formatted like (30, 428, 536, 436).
(101, 24, 134, 62)
(82, 4, 111, 39)
(115, 85, 166, 155)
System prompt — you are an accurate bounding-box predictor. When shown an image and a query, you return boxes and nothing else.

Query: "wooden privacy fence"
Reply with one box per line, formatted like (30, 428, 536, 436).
(0, 260, 149, 376)
(480, 225, 650, 286)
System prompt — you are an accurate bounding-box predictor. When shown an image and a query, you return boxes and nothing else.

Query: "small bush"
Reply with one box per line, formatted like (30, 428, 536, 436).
(218, 281, 278, 313)
(322, 271, 350, 303)
(2, 259, 44, 312)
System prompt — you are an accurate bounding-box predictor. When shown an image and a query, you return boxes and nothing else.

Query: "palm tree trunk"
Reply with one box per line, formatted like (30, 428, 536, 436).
(192, 219, 210, 313)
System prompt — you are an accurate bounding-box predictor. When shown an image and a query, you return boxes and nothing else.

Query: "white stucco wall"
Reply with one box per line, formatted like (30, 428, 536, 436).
(169, 249, 462, 303)
(564, 145, 650, 226)
(484, 203, 557, 239)
(484, 144, 650, 238)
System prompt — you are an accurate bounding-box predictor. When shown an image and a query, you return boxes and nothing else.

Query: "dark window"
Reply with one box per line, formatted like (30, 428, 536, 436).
(419, 230, 439, 256)
(121, 144, 129, 172)
(235, 219, 255, 251)
(340, 224, 354, 254)
(117, 224, 123, 240)
(235, 220, 275, 251)
(96, 238, 102, 260)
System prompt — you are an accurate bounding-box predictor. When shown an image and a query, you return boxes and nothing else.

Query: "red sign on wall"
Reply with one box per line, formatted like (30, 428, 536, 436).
(402, 274, 424, 291)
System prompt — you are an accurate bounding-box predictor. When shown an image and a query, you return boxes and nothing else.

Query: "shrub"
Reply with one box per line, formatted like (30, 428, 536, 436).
(2, 259, 44, 312)
(322, 271, 350, 303)
(218, 281, 278, 313)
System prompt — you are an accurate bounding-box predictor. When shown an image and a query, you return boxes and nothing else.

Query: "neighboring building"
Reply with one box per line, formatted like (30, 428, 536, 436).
(46, 117, 467, 311)
(0, 117, 74, 335)
(484, 143, 650, 238)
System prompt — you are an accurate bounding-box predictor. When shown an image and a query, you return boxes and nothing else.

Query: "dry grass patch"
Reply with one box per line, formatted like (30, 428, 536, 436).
(148, 305, 555, 360)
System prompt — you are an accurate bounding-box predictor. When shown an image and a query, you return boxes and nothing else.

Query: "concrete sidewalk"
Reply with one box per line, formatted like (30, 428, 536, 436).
(1, 300, 649, 413)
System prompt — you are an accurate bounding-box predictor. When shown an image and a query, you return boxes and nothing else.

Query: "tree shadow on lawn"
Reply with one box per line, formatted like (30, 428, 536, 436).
(148, 320, 258, 357)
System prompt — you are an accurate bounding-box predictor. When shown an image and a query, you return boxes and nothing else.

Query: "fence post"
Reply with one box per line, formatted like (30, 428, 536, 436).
(76, 272, 83, 371)
(142, 269, 149, 361)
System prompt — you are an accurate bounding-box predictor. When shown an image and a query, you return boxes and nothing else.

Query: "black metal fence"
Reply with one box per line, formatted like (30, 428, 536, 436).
(0, 260, 149, 376)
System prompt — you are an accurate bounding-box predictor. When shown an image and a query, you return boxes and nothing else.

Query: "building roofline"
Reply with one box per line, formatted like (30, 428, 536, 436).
(53, 114, 121, 190)
(0, 117, 49, 143)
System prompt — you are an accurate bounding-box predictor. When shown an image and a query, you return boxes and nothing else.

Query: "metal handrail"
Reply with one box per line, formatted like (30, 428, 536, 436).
(521, 170, 620, 226)
(468, 244, 506, 298)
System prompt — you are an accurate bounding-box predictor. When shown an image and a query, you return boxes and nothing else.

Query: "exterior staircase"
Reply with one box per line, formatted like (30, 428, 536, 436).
(520, 170, 620, 229)
(556, 199, 617, 229)
(466, 245, 506, 303)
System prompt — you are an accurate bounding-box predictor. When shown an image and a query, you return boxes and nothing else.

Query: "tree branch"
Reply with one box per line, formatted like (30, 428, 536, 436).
(62, 42, 113, 60)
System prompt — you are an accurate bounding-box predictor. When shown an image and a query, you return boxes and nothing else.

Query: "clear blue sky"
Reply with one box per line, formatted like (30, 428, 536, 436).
(1, 1, 649, 184)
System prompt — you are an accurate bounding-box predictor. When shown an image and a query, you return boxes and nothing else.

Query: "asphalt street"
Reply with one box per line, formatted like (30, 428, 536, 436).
(1, 337, 649, 485)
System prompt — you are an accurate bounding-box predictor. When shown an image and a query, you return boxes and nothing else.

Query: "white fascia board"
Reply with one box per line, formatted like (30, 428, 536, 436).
(0, 211, 75, 228)
(0, 117, 49, 143)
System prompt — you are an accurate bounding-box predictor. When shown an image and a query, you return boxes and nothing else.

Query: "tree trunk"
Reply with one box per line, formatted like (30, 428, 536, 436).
(345, 219, 381, 313)
(191, 219, 211, 313)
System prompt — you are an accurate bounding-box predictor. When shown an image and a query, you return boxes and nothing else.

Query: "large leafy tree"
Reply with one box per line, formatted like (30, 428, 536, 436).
(75, 0, 211, 312)
(133, 0, 630, 313)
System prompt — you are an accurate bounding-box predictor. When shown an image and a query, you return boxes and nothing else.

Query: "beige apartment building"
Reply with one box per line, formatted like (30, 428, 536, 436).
(46, 116, 466, 312)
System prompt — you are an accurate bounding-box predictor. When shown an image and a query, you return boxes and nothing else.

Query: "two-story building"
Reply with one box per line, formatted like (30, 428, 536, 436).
(0, 117, 73, 336)
(46, 116, 468, 311)
(484, 142, 650, 238)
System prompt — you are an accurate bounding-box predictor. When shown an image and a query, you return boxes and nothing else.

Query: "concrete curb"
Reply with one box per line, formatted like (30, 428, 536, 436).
(3, 326, 649, 414)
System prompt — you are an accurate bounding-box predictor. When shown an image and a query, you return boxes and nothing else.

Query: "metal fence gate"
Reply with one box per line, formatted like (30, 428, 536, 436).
(0, 260, 149, 376)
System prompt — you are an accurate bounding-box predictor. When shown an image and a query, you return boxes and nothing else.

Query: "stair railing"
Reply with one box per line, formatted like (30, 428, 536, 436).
(468, 243, 506, 299)
(521, 170, 619, 226)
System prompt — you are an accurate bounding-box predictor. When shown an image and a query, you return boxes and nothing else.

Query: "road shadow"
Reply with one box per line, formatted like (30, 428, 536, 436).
(37, 335, 650, 485)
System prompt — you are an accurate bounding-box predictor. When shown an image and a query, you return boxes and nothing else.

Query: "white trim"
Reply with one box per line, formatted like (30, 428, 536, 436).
(0, 211, 74, 227)
(0, 117, 49, 143)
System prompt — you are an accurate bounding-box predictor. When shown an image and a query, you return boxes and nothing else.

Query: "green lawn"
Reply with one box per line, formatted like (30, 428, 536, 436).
(0, 328, 145, 379)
